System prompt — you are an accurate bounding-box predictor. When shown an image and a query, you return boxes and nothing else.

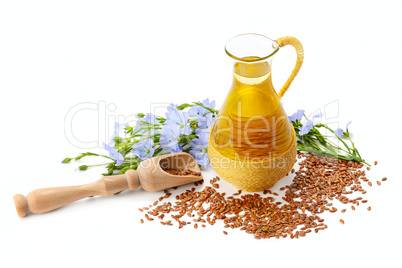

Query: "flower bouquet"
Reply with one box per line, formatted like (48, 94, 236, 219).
(63, 99, 368, 176)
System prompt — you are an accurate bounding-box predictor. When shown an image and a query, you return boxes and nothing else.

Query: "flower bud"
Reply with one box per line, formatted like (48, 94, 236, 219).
(62, 157, 72, 163)
(78, 165, 89, 171)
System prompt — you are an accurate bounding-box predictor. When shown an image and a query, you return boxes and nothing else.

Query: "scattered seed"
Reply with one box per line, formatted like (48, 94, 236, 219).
(374, 161, 378, 165)
(377, 181, 381, 186)
(340, 219, 345, 224)
(138, 153, 383, 239)
(223, 231, 228, 235)
(382, 177, 387, 181)
(140, 219, 144, 224)
(367, 206, 371, 211)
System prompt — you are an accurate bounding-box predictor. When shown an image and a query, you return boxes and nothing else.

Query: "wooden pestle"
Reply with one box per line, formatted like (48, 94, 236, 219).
(14, 152, 202, 217)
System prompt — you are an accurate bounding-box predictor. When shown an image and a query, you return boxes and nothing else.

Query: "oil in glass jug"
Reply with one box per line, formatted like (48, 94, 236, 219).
(208, 34, 304, 192)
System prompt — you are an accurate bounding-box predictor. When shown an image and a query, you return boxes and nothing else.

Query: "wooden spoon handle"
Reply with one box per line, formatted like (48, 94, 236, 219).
(13, 170, 140, 217)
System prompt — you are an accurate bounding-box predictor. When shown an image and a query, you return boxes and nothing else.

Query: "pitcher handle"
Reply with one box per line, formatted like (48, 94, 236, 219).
(275, 36, 304, 99)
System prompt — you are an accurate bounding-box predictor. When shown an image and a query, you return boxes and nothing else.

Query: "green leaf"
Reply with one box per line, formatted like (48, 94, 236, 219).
(176, 103, 192, 110)
(192, 102, 219, 114)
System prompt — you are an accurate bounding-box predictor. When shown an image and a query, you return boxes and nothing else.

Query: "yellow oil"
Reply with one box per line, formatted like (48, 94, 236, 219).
(210, 57, 294, 160)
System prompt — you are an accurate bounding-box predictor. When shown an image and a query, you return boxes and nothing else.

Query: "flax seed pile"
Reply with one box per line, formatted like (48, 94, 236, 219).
(163, 169, 202, 176)
(138, 153, 386, 239)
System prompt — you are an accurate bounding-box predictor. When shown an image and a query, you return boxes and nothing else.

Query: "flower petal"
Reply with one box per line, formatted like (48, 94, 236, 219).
(288, 109, 305, 122)
(144, 113, 157, 124)
(312, 111, 322, 123)
(115, 152, 124, 166)
(202, 98, 210, 107)
(196, 113, 215, 135)
(182, 125, 192, 135)
(160, 125, 180, 150)
(300, 120, 313, 135)
(296, 109, 305, 121)
(334, 128, 344, 137)
(288, 113, 297, 122)
(165, 110, 181, 124)
(167, 103, 177, 113)
(189, 106, 204, 118)
(198, 132, 209, 145)
(171, 144, 183, 153)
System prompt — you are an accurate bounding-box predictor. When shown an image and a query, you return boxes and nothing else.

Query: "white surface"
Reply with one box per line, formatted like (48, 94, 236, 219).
(1, 1, 401, 267)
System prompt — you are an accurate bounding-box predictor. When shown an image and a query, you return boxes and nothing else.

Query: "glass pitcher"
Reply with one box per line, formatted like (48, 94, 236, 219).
(208, 34, 304, 192)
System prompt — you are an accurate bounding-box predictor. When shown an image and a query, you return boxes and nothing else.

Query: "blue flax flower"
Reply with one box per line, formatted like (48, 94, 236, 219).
(189, 133, 209, 166)
(165, 104, 192, 135)
(189, 106, 205, 119)
(132, 138, 154, 160)
(300, 120, 314, 135)
(299, 112, 322, 136)
(201, 98, 216, 109)
(288, 109, 305, 122)
(159, 124, 182, 153)
(189, 98, 216, 119)
(102, 142, 124, 166)
(334, 121, 352, 137)
(195, 113, 215, 136)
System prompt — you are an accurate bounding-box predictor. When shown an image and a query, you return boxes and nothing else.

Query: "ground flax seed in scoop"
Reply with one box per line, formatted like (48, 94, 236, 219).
(208, 34, 304, 192)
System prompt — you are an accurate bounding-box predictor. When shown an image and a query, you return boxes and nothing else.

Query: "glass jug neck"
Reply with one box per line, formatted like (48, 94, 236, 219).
(225, 33, 278, 86)
(232, 58, 273, 85)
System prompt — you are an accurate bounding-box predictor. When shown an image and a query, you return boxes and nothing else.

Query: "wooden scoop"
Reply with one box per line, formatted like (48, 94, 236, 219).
(14, 152, 202, 217)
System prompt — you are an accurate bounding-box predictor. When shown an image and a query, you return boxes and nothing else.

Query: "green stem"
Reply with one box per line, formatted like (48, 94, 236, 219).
(74, 152, 114, 161)
(318, 125, 353, 153)
(88, 163, 110, 167)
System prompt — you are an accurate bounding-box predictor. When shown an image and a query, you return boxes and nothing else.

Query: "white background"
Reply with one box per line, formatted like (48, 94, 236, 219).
(1, 0, 401, 267)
